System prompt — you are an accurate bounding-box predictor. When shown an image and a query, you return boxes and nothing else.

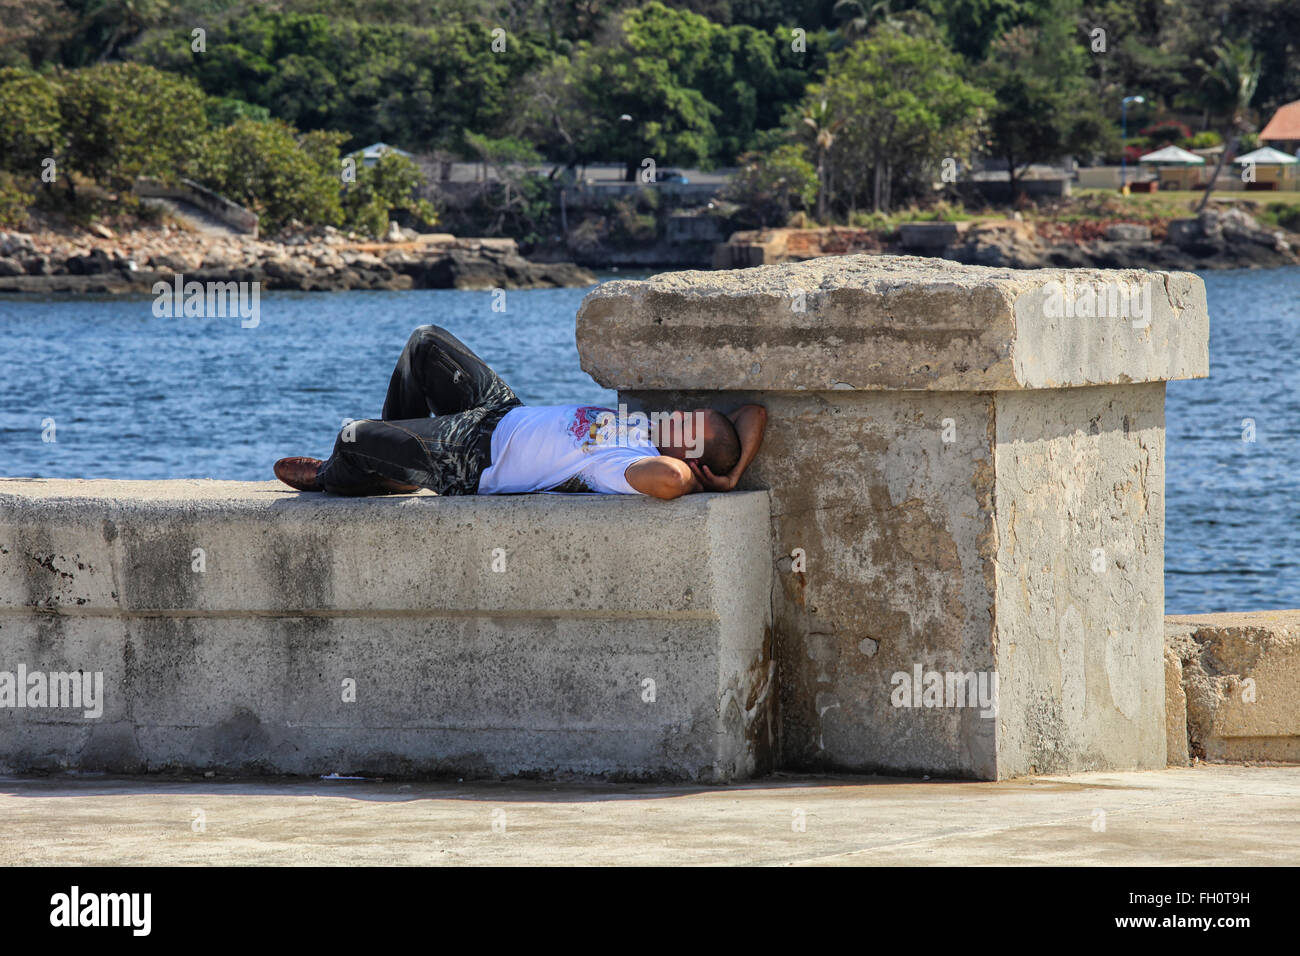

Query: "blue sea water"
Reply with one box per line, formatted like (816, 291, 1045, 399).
(1164, 268, 1300, 614)
(1, 268, 1297, 614)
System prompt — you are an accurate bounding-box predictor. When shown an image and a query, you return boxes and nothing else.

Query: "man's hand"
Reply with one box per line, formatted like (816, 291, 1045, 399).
(687, 459, 738, 492)
(684, 404, 765, 493)
(720, 404, 766, 489)
(627, 404, 766, 498)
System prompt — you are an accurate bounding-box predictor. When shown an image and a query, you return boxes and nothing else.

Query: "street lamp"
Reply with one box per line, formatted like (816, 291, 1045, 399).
(619, 114, 635, 182)
(1121, 95, 1145, 192)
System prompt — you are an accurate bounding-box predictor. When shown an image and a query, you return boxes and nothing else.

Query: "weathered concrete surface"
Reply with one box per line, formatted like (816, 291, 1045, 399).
(578, 255, 1208, 392)
(622, 388, 1006, 776)
(2, 765, 1296, 866)
(577, 255, 1209, 779)
(1166, 610, 1300, 764)
(0, 479, 774, 782)
(993, 385, 1167, 776)
(1165, 638, 1191, 767)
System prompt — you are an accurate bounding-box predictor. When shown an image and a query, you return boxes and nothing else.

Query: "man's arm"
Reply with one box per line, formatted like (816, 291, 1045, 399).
(624, 455, 701, 500)
(690, 403, 767, 492)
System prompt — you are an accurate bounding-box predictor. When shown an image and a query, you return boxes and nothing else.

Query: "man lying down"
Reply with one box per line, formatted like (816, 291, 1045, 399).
(273, 324, 766, 500)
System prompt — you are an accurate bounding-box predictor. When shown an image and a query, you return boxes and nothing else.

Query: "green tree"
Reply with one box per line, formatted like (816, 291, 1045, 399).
(204, 96, 272, 129)
(341, 149, 438, 237)
(265, 51, 345, 132)
(129, 11, 548, 153)
(797, 98, 844, 222)
(1079, 0, 1185, 111)
(803, 25, 991, 213)
(979, 4, 1109, 195)
(729, 0, 825, 31)
(832, 0, 932, 46)
(508, 55, 594, 170)
(190, 118, 345, 233)
(0, 0, 177, 68)
(0, 0, 69, 68)
(0, 171, 34, 227)
(1195, 38, 1261, 213)
(67, 0, 178, 65)
(698, 16, 803, 162)
(57, 62, 207, 199)
(567, 2, 806, 176)
(0, 68, 64, 179)
(460, 130, 555, 240)
(1156, 0, 1300, 119)
(917, 0, 1034, 61)
(574, 3, 721, 179)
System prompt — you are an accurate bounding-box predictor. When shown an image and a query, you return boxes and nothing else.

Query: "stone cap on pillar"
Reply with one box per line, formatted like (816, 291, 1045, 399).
(576, 255, 1209, 391)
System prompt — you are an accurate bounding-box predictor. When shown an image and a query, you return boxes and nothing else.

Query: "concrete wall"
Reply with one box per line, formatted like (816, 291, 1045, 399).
(134, 178, 260, 237)
(619, 388, 1000, 775)
(994, 384, 1167, 775)
(578, 254, 1209, 779)
(613, 383, 1167, 778)
(0, 479, 774, 781)
(1166, 610, 1300, 764)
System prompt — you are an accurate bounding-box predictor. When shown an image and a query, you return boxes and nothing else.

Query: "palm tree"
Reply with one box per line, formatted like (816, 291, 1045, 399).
(800, 99, 844, 223)
(1194, 38, 1262, 213)
(832, 0, 915, 44)
(832, 0, 870, 41)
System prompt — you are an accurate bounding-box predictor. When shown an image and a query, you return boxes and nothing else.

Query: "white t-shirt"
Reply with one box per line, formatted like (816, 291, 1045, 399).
(477, 405, 660, 495)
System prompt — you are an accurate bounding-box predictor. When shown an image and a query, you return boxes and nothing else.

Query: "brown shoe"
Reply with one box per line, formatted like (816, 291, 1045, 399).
(274, 456, 324, 491)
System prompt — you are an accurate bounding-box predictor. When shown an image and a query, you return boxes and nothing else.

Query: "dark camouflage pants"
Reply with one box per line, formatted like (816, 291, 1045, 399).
(317, 324, 522, 496)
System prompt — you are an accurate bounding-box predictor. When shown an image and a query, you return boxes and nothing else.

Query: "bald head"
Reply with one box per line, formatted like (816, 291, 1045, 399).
(698, 409, 740, 474)
(652, 408, 740, 474)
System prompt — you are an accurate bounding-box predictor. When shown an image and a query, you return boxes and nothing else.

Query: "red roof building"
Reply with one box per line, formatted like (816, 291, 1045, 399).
(1259, 100, 1300, 154)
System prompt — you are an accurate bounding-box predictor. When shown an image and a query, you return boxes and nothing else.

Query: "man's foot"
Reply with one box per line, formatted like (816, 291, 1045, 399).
(274, 457, 324, 491)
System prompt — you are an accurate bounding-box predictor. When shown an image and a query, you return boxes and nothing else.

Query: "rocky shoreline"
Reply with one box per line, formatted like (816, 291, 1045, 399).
(715, 206, 1300, 274)
(3, 206, 1295, 296)
(940, 207, 1299, 271)
(0, 226, 596, 295)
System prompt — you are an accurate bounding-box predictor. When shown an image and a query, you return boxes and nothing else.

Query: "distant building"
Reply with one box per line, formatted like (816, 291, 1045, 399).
(1259, 101, 1300, 155)
(357, 142, 414, 167)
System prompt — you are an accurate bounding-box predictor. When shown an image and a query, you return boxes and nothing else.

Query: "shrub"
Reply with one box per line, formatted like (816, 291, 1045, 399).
(341, 150, 438, 238)
(1141, 121, 1192, 145)
(204, 96, 271, 129)
(0, 68, 63, 176)
(190, 119, 344, 234)
(58, 63, 207, 195)
(0, 171, 33, 229)
(725, 144, 817, 228)
(1261, 202, 1300, 232)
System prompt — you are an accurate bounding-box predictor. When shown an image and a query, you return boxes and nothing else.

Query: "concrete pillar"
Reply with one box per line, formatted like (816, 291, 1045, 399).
(577, 255, 1209, 779)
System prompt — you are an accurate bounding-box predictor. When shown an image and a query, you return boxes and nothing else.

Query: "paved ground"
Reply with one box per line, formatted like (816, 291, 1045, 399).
(2, 765, 1297, 866)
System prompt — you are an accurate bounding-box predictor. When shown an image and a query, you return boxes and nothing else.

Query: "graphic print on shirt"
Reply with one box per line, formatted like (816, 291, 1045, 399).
(567, 406, 619, 454)
(549, 406, 649, 492)
(553, 406, 617, 490)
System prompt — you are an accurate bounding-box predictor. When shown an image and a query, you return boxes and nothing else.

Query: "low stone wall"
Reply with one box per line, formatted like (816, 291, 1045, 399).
(134, 178, 260, 236)
(0, 479, 774, 781)
(1165, 610, 1300, 764)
